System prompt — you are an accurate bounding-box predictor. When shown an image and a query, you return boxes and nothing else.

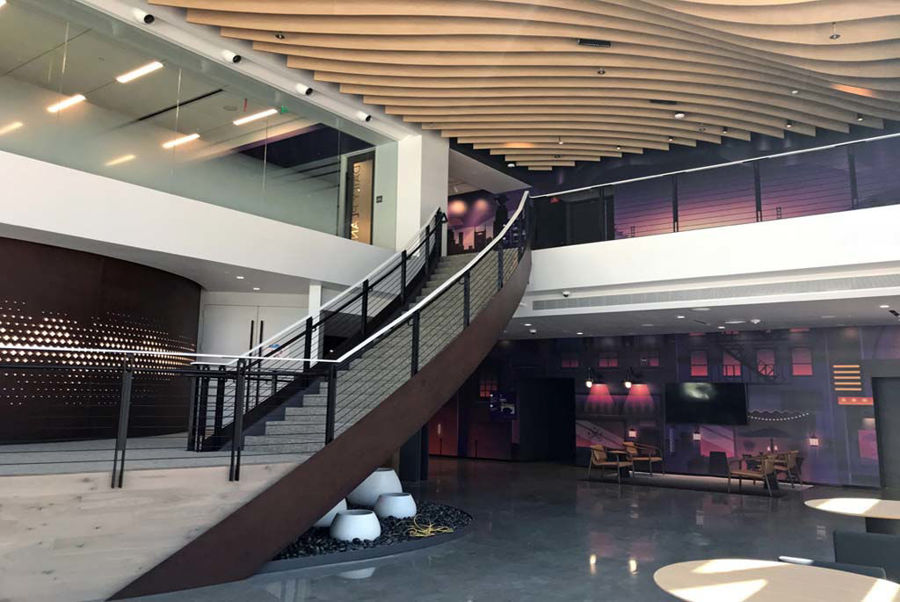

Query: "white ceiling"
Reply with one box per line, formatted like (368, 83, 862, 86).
(448, 149, 528, 196)
(505, 295, 900, 339)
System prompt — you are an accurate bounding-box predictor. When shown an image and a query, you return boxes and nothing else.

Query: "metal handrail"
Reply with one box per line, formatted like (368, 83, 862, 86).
(229, 206, 442, 366)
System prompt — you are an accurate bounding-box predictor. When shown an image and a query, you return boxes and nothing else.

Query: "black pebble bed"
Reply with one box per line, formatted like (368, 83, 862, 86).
(275, 500, 472, 560)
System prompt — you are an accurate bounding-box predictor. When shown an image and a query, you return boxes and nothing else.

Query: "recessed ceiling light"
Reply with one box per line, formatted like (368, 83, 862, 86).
(252, 287, 261, 291)
(829, 22, 840, 40)
(880, 304, 890, 309)
(676, 315, 685, 319)
(668, 136, 674, 142)
(529, 328, 538, 334)
(717, 326, 726, 330)
(576, 331, 584, 335)
(856, 114, 865, 122)
(821, 315, 837, 319)
(105, 154, 136, 167)
(233, 108, 278, 126)
(115, 61, 163, 83)
(507, 162, 516, 168)
(0, 121, 23, 136)
(616, 145, 621, 150)
(750, 318, 762, 324)
(641, 323, 654, 327)
(235, 275, 245, 280)
(524, 323, 532, 327)
(47, 94, 86, 113)
(596, 68, 606, 75)
(674, 112, 686, 119)
(724, 320, 745, 325)
(558, 137, 564, 145)
(722, 127, 729, 134)
(274, 32, 286, 40)
(785, 120, 793, 129)
(162, 133, 199, 149)
(790, 89, 799, 95)
(692, 307, 710, 312)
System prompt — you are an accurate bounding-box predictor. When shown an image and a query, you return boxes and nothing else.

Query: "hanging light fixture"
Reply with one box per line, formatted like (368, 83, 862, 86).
(623, 367, 640, 389)
(627, 427, 638, 439)
(808, 433, 820, 447)
(585, 368, 594, 389)
(693, 429, 702, 441)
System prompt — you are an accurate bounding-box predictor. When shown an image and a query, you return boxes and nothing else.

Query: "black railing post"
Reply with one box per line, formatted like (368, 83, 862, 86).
(361, 279, 369, 337)
(496, 246, 504, 291)
(194, 365, 210, 450)
(214, 366, 225, 436)
(111, 353, 134, 489)
(325, 365, 337, 443)
(411, 312, 420, 376)
(400, 250, 408, 303)
(463, 273, 471, 327)
(671, 174, 679, 232)
(229, 359, 246, 482)
(425, 224, 432, 279)
(186, 366, 200, 451)
(753, 161, 763, 221)
(304, 317, 313, 368)
(848, 146, 859, 209)
(437, 210, 445, 257)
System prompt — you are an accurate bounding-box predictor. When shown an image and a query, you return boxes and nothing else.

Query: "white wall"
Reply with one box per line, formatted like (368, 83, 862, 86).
(0, 150, 393, 287)
(197, 291, 308, 357)
(395, 133, 449, 249)
(529, 204, 900, 294)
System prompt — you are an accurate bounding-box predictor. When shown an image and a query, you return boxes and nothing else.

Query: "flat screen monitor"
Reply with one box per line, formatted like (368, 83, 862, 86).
(664, 383, 748, 425)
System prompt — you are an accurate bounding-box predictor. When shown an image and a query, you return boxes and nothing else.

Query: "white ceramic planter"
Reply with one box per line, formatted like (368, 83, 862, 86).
(347, 467, 402, 507)
(374, 492, 417, 519)
(313, 498, 348, 528)
(330, 509, 382, 542)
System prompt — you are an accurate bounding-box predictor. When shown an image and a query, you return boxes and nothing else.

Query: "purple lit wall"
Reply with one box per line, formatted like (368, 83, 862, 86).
(447, 189, 526, 255)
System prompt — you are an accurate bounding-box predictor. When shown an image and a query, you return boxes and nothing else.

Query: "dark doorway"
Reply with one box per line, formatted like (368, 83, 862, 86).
(873, 377, 900, 499)
(516, 378, 575, 463)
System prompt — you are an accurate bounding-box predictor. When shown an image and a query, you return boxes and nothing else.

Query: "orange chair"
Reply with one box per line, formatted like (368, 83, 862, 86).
(728, 455, 777, 496)
(587, 445, 633, 484)
(623, 441, 665, 476)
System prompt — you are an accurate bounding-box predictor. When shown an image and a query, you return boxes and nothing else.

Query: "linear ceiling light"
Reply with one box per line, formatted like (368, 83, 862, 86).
(577, 38, 612, 48)
(233, 108, 278, 125)
(116, 61, 164, 83)
(105, 154, 136, 167)
(46, 94, 86, 113)
(162, 133, 199, 149)
(0, 121, 23, 136)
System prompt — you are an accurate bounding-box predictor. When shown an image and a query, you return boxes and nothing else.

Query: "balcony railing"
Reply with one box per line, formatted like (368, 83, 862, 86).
(531, 132, 900, 250)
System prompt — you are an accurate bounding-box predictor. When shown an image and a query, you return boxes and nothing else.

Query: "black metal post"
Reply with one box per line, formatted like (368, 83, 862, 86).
(195, 365, 210, 450)
(229, 359, 246, 482)
(214, 366, 225, 434)
(496, 246, 504, 291)
(186, 367, 200, 451)
(753, 162, 763, 221)
(325, 365, 337, 444)
(111, 354, 134, 489)
(400, 250, 408, 303)
(411, 312, 420, 376)
(437, 210, 445, 257)
(361, 279, 369, 337)
(255, 320, 264, 408)
(671, 174, 679, 232)
(463, 272, 471, 327)
(848, 146, 859, 209)
(304, 317, 313, 369)
(425, 224, 431, 279)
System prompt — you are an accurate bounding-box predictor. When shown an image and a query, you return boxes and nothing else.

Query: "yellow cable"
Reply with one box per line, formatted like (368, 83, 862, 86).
(407, 516, 455, 538)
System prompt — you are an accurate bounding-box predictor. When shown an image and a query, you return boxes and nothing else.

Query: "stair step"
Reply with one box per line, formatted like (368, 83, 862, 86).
(242, 438, 324, 454)
(264, 422, 327, 436)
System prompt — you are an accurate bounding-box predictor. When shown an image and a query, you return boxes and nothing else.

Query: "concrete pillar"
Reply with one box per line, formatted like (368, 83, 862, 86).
(395, 133, 449, 251)
(307, 281, 322, 369)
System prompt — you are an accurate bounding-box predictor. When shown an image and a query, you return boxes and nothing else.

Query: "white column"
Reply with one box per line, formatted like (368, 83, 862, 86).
(307, 281, 323, 369)
(395, 133, 449, 250)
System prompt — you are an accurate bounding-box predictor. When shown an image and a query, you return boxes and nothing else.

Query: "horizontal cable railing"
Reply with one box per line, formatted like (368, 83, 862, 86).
(531, 132, 900, 249)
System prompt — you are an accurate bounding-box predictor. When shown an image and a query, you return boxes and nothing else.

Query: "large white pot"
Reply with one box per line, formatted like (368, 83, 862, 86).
(374, 492, 417, 519)
(330, 509, 382, 542)
(313, 498, 348, 528)
(347, 467, 402, 507)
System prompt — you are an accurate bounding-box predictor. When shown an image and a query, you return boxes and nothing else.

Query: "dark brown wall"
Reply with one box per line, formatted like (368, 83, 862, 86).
(0, 237, 201, 442)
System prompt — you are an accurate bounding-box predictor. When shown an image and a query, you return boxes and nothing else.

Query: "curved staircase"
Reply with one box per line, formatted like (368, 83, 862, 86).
(113, 192, 533, 598)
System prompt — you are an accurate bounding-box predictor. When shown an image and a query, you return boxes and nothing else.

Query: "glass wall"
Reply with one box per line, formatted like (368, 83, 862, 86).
(534, 135, 900, 250)
(0, 0, 391, 239)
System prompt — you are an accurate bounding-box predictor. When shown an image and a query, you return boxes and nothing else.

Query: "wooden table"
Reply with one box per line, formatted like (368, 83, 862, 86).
(654, 559, 900, 601)
(806, 498, 900, 535)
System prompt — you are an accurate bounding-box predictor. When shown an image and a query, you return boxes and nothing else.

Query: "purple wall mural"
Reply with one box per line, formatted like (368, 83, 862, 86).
(447, 189, 526, 255)
(429, 325, 900, 487)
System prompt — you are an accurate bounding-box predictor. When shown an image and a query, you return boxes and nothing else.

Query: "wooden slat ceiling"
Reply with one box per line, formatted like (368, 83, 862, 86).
(151, 0, 900, 171)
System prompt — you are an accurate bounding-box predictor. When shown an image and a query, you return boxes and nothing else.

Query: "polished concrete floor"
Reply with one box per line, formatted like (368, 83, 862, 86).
(134, 457, 873, 602)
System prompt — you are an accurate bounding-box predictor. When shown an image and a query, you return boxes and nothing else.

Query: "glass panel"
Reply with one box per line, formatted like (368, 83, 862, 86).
(854, 137, 900, 209)
(614, 177, 673, 239)
(0, 1, 386, 239)
(677, 164, 756, 232)
(760, 147, 851, 220)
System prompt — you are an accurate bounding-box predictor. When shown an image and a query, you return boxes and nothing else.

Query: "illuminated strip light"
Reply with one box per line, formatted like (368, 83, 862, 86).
(47, 94, 86, 113)
(838, 397, 873, 406)
(105, 154, 136, 167)
(115, 61, 164, 83)
(162, 133, 199, 149)
(0, 121, 23, 135)
(833, 364, 861, 369)
(233, 108, 278, 126)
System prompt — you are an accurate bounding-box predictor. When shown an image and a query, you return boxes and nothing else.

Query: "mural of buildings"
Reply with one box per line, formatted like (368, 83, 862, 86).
(447, 189, 526, 255)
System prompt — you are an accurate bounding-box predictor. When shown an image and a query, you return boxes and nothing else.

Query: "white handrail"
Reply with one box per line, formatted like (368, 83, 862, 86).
(531, 131, 900, 199)
(335, 190, 530, 363)
(229, 207, 441, 365)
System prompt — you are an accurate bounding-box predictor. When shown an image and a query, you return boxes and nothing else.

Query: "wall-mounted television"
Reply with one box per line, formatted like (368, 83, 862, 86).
(664, 383, 748, 425)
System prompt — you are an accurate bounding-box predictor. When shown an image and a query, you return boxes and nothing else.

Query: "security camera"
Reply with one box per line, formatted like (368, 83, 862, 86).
(562, 290, 571, 298)
(132, 9, 155, 24)
(143, 13, 155, 24)
(221, 50, 242, 64)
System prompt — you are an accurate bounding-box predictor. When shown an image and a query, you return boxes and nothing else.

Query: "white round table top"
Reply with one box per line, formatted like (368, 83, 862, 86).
(805, 498, 900, 520)
(654, 559, 900, 602)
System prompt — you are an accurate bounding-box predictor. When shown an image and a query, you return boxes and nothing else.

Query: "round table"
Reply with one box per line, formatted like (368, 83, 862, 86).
(654, 559, 900, 601)
(806, 498, 900, 535)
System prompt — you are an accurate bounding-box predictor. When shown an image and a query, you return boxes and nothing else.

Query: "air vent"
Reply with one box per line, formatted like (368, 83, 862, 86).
(649, 99, 678, 105)
(578, 38, 612, 48)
